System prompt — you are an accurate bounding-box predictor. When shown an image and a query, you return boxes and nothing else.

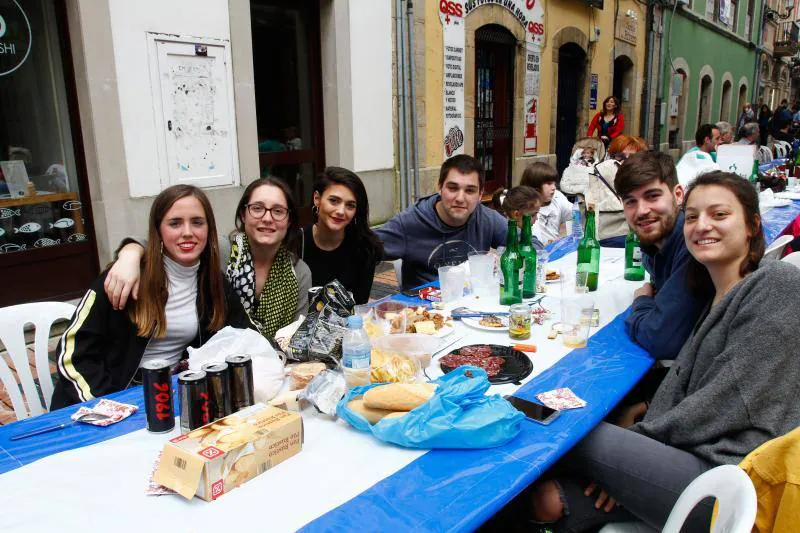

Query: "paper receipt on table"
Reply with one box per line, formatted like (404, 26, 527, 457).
(536, 387, 587, 410)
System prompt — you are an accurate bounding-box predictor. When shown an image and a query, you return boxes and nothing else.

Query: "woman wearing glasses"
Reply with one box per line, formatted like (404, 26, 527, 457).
(105, 178, 311, 338)
(301, 167, 383, 304)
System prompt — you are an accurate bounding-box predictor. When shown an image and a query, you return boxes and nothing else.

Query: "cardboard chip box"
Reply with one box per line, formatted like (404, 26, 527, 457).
(154, 403, 303, 501)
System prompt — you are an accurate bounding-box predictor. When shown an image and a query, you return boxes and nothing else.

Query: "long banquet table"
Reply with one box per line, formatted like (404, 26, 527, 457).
(0, 203, 796, 532)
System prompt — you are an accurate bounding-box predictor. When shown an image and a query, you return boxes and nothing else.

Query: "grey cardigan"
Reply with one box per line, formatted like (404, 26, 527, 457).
(631, 260, 800, 466)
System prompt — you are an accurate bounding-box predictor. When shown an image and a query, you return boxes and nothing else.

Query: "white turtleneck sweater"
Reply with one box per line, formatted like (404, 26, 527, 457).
(139, 255, 200, 367)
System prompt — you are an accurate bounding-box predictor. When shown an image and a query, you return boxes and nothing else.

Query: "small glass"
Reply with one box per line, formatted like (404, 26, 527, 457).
(575, 271, 589, 294)
(561, 296, 594, 348)
(536, 250, 550, 294)
(375, 301, 408, 335)
(509, 303, 532, 340)
(438, 265, 467, 304)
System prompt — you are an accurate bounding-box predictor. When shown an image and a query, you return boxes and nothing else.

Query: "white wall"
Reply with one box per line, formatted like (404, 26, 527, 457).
(108, 0, 232, 198)
(348, 0, 394, 172)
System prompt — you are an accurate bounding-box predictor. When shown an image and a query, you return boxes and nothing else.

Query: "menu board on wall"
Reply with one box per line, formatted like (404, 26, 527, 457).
(440, 0, 545, 156)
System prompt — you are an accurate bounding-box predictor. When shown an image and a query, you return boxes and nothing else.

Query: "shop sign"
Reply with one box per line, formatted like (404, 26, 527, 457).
(589, 74, 598, 110)
(615, 15, 637, 45)
(0, 0, 32, 77)
(440, 0, 545, 156)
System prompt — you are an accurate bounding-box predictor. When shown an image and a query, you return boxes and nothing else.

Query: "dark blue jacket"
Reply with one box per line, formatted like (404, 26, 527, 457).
(625, 212, 710, 360)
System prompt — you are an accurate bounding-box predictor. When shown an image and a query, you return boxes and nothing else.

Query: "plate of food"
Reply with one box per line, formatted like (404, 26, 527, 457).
(545, 269, 562, 283)
(438, 344, 533, 384)
(460, 313, 509, 331)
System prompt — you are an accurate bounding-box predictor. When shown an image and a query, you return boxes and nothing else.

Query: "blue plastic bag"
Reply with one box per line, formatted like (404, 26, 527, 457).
(336, 366, 524, 449)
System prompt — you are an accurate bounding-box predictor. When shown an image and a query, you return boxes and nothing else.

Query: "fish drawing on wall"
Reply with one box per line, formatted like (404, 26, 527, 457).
(0, 243, 26, 253)
(49, 218, 75, 229)
(34, 238, 61, 247)
(14, 222, 42, 234)
(0, 208, 21, 219)
(62, 200, 82, 211)
(67, 233, 88, 243)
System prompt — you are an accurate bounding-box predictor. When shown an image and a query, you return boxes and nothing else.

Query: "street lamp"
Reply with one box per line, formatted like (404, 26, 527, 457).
(765, 1, 796, 21)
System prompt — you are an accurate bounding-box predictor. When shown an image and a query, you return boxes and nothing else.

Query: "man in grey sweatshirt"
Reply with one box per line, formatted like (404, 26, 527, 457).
(376, 155, 508, 290)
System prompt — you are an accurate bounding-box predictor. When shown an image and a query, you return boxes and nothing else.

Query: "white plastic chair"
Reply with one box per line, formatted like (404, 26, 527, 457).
(763, 234, 793, 261)
(758, 145, 773, 163)
(782, 250, 800, 267)
(600, 464, 756, 533)
(0, 302, 76, 420)
(773, 140, 792, 160)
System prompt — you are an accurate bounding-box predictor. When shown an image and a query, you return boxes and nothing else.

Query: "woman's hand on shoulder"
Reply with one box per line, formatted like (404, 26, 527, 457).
(104, 243, 144, 310)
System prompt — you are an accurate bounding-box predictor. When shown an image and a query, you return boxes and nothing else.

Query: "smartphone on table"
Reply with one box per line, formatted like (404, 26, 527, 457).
(504, 395, 560, 425)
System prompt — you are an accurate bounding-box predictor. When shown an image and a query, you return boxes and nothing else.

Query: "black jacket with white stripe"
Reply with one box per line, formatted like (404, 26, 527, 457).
(50, 271, 257, 409)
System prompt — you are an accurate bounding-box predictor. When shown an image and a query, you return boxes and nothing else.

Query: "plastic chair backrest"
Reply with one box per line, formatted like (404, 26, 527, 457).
(774, 142, 787, 159)
(782, 251, 800, 267)
(392, 259, 403, 288)
(0, 302, 76, 420)
(764, 234, 794, 261)
(758, 145, 773, 163)
(663, 465, 756, 533)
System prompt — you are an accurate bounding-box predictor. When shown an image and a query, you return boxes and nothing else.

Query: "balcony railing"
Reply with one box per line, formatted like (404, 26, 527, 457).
(774, 20, 800, 57)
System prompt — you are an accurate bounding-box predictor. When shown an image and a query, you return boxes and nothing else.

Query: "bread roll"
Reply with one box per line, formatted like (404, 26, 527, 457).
(290, 362, 327, 390)
(382, 411, 407, 420)
(347, 398, 396, 425)
(362, 383, 437, 411)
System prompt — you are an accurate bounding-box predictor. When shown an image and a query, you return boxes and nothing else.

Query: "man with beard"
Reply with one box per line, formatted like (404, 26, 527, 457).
(614, 151, 711, 360)
(377, 154, 507, 290)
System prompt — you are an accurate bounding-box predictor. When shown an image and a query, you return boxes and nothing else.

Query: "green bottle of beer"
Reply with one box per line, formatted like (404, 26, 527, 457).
(500, 220, 522, 305)
(577, 204, 600, 292)
(748, 159, 759, 185)
(624, 230, 645, 281)
(518, 214, 538, 299)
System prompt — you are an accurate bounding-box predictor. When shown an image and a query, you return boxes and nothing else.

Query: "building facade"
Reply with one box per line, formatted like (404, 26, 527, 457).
(659, 0, 764, 154)
(757, 0, 800, 108)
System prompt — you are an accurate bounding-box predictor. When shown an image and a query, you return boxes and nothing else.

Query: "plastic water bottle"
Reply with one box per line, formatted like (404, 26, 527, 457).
(571, 197, 583, 239)
(341, 315, 371, 388)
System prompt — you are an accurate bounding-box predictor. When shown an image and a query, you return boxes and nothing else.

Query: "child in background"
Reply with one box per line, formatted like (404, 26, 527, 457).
(490, 185, 545, 249)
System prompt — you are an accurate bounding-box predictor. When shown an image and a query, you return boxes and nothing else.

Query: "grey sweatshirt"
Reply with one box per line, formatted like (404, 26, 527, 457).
(631, 260, 800, 466)
(375, 194, 509, 289)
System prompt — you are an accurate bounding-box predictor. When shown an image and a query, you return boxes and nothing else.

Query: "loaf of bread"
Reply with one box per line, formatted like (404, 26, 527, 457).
(382, 411, 407, 420)
(347, 398, 396, 424)
(362, 383, 437, 411)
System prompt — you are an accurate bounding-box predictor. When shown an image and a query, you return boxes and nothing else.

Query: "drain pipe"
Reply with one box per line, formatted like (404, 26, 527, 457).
(640, 1, 655, 141)
(395, 0, 409, 210)
(406, 0, 421, 202)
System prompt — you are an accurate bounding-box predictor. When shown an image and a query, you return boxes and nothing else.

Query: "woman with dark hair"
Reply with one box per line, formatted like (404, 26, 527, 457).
(104, 177, 312, 339)
(758, 104, 773, 146)
(51, 185, 255, 408)
(300, 167, 383, 303)
(524, 172, 800, 531)
(587, 96, 625, 147)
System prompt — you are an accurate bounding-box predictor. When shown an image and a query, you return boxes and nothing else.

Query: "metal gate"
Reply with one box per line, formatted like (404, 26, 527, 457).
(475, 25, 515, 194)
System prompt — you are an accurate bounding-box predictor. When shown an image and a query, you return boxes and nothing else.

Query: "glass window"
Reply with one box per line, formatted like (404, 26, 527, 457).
(0, 0, 89, 254)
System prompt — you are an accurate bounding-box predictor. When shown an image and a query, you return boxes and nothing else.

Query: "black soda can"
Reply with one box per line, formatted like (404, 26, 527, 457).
(201, 362, 231, 421)
(225, 354, 254, 413)
(141, 359, 175, 433)
(178, 370, 210, 433)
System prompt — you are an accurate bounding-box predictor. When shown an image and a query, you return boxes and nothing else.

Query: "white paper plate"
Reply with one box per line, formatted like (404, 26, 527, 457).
(461, 315, 509, 331)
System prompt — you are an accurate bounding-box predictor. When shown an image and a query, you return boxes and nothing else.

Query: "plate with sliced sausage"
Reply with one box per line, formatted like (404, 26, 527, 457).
(438, 344, 533, 385)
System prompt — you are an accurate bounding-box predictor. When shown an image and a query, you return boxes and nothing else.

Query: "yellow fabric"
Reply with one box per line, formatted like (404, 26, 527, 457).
(58, 290, 96, 402)
(713, 427, 800, 532)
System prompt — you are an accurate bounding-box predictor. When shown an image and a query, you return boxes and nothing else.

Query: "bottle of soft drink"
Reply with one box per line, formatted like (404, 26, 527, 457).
(624, 230, 645, 281)
(341, 315, 371, 388)
(577, 204, 600, 291)
(500, 220, 522, 305)
(518, 214, 537, 299)
(571, 197, 583, 239)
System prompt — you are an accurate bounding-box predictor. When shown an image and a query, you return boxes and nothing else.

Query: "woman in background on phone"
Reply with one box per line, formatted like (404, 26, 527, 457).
(105, 177, 312, 338)
(524, 172, 800, 531)
(300, 167, 383, 304)
(587, 96, 624, 148)
(51, 185, 255, 408)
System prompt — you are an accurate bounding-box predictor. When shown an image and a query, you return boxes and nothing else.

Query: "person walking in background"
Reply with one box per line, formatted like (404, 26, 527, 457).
(758, 104, 773, 147)
(736, 101, 755, 134)
(715, 121, 733, 145)
(587, 96, 624, 148)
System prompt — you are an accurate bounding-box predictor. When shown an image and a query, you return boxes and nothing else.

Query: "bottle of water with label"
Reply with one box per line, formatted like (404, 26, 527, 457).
(341, 315, 371, 388)
(571, 197, 583, 239)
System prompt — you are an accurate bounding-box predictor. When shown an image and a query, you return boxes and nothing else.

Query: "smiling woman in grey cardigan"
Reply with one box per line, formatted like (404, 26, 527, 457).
(525, 172, 800, 532)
